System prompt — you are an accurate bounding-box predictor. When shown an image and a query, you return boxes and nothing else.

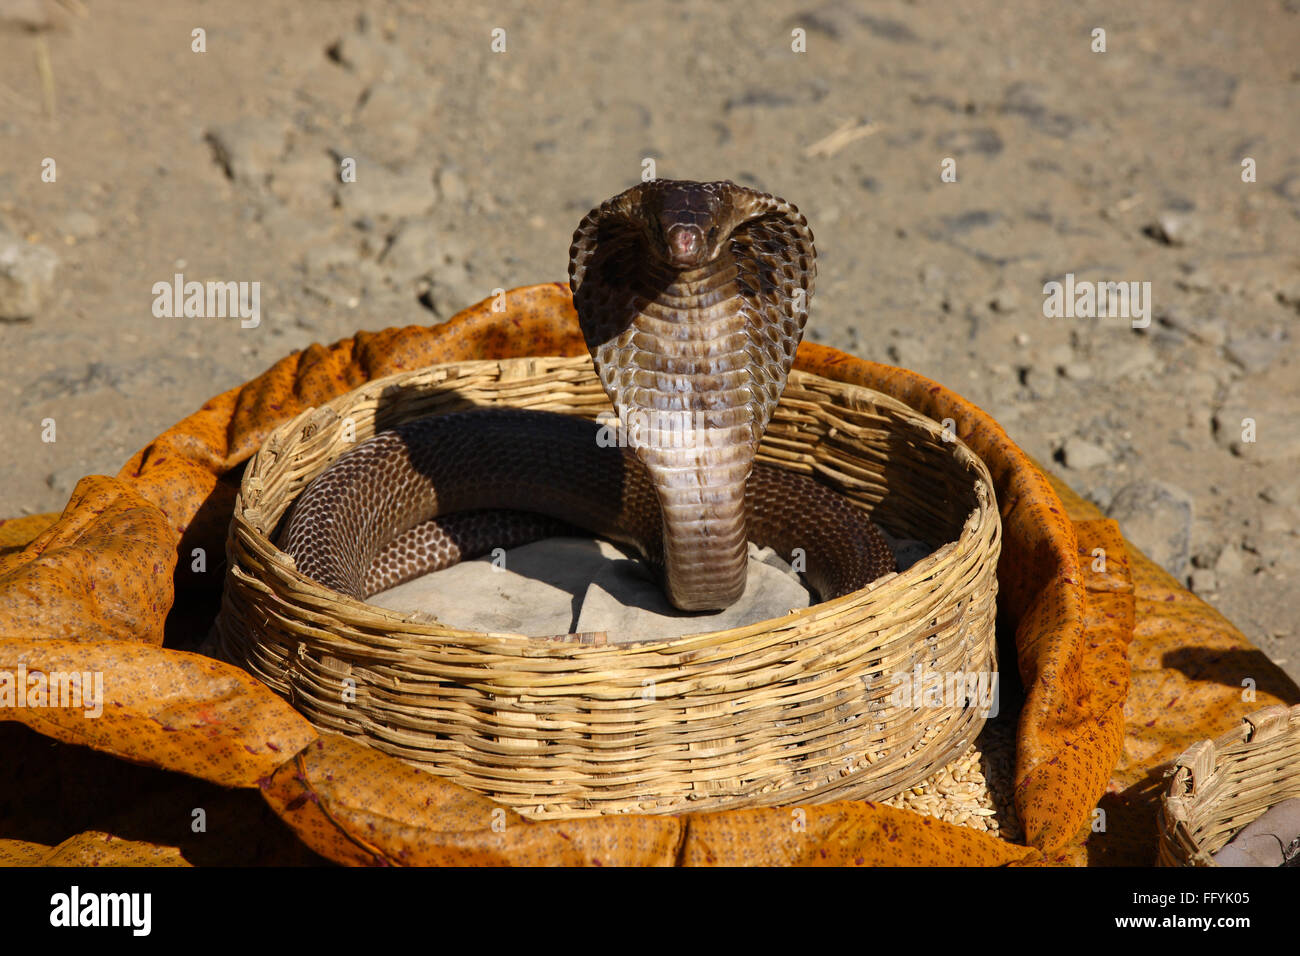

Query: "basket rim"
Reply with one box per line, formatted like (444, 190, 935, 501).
(1164, 703, 1300, 782)
(228, 355, 1001, 654)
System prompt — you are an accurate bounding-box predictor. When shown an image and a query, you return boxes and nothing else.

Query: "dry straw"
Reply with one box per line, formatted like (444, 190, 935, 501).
(1159, 703, 1300, 866)
(215, 355, 1001, 819)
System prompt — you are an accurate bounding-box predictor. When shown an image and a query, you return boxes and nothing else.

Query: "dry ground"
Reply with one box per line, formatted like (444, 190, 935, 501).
(1, 0, 1297, 679)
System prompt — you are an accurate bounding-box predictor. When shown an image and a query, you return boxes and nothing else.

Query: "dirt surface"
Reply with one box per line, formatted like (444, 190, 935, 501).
(1, 1, 1297, 680)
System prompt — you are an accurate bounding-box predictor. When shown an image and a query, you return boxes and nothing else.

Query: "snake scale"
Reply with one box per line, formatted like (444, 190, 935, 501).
(280, 180, 895, 612)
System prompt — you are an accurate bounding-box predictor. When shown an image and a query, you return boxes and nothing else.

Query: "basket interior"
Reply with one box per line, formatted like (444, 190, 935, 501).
(255, 361, 988, 584)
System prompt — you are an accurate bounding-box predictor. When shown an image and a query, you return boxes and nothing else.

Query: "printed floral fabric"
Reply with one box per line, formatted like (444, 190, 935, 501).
(0, 284, 1294, 865)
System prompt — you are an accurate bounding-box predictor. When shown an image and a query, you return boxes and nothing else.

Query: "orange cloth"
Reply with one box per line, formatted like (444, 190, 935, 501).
(0, 284, 1294, 865)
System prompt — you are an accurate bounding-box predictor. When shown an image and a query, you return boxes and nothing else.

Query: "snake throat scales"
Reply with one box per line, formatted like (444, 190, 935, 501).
(280, 179, 896, 612)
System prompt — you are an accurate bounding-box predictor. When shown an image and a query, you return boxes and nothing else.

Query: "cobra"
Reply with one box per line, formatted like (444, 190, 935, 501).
(279, 180, 895, 612)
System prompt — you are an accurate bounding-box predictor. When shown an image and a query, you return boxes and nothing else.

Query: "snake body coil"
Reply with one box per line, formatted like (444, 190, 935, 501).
(280, 180, 895, 612)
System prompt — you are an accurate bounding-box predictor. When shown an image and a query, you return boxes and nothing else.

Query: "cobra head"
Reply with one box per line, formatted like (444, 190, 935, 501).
(569, 179, 815, 610)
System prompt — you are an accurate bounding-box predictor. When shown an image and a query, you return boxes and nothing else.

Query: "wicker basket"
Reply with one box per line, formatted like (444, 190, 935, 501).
(1159, 704, 1300, 865)
(214, 355, 1001, 819)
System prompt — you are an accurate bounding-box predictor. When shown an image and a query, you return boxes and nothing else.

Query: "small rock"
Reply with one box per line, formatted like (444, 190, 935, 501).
(1225, 333, 1282, 375)
(268, 150, 338, 209)
(358, 82, 424, 124)
(1189, 568, 1218, 594)
(1215, 545, 1245, 578)
(1151, 325, 1188, 350)
(1260, 484, 1300, 508)
(919, 263, 944, 287)
(1144, 213, 1197, 246)
(1176, 271, 1215, 293)
(416, 255, 481, 319)
(989, 285, 1018, 313)
(381, 220, 466, 283)
(1059, 361, 1094, 381)
(1061, 436, 1111, 470)
(1083, 483, 1113, 512)
(1107, 480, 1194, 580)
(1020, 366, 1057, 399)
(1159, 307, 1227, 348)
(1277, 278, 1300, 313)
(327, 31, 410, 84)
(0, 235, 59, 319)
(1196, 319, 1228, 348)
(354, 84, 426, 161)
(206, 118, 291, 186)
(1101, 338, 1158, 380)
